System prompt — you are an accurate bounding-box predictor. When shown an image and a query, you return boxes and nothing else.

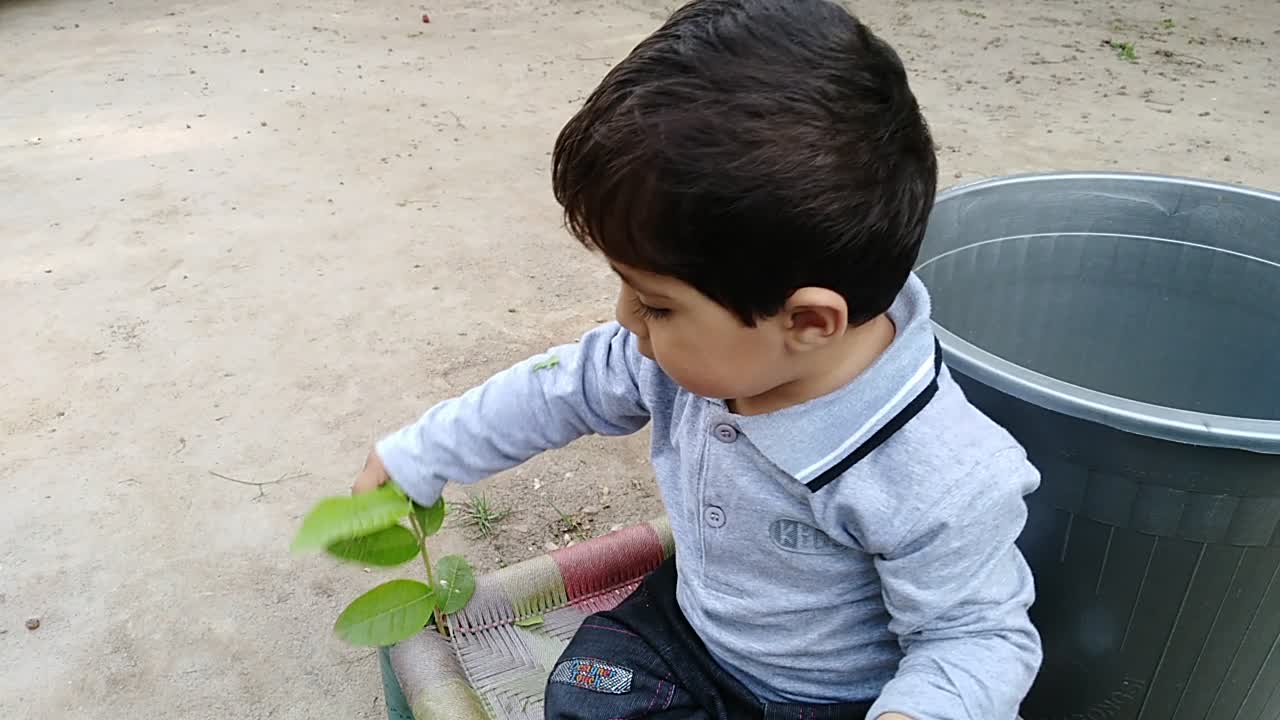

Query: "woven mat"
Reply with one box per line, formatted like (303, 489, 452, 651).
(389, 517, 675, 720)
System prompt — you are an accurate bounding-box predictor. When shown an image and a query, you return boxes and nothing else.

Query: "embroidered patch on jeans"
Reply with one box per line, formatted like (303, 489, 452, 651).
(550, 658, 633, 694)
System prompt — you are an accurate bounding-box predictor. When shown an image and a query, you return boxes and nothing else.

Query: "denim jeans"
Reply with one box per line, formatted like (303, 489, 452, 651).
(545, 558, 874, 720)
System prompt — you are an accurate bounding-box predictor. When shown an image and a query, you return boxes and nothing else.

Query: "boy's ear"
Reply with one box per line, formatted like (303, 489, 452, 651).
(780, 287, 848, 352)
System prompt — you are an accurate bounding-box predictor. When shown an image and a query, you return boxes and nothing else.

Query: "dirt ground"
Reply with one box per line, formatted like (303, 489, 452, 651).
(1, 0, 1276, 717)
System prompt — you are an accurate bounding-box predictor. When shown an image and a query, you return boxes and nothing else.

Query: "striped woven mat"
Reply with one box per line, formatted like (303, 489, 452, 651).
(388, 517, 675, 720)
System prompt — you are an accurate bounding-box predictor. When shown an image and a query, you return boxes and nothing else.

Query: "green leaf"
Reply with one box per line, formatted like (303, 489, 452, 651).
(291, 484, 412, 553)
(413, 497, 447, 538)
(514, 614, 545, 628)
(334, 579, 435, 646)
(325, 525, 420, 566)
(432, 555, 477, 614)
(532, 355, 559, 371)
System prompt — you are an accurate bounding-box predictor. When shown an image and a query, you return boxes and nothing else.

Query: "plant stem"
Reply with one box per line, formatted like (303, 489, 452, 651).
(410, 514, 449, 637)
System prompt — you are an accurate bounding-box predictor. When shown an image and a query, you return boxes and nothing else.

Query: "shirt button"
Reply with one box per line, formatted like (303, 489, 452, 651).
(712, 423, 738, 443)
(704, 505, 726, 528)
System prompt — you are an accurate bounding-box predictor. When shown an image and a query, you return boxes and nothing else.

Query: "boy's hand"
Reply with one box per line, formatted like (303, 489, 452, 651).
(351, 448, 391, 495)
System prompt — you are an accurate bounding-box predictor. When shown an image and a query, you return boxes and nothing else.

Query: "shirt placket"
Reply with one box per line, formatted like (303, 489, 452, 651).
(698, 410, 741, 587)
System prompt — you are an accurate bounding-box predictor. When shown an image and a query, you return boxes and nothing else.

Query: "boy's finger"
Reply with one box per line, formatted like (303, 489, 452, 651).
(350, 472, 383, 495)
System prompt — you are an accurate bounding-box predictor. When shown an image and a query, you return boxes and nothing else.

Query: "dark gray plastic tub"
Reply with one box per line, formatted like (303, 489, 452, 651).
(917, 173, 1280, 720)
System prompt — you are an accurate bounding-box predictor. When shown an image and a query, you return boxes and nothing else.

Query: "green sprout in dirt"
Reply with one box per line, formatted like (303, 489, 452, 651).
(460, 493, 510, 539)
(958, 8, 986, 19)
(291, 485, 476, 646)
(1109, 40, 1138, 62)
(1161, 18, 1176, 30)
(546, 498, 592, 543)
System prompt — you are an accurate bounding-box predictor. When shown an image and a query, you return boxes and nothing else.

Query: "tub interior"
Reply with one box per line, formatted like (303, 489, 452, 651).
(918, 179, 1280, 422)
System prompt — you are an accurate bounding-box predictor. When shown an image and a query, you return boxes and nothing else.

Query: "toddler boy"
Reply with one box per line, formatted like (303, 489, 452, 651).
(354, 1, 1042, 717)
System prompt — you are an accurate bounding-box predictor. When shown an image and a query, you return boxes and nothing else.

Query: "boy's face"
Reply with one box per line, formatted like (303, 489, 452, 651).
(611, 261, 794, 401)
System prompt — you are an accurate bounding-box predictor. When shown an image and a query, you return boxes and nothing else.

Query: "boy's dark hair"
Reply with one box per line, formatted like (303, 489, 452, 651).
(552, 0, 937, 326)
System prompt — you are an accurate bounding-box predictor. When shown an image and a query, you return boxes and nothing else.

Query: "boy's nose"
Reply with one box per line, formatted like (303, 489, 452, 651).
(615, 291, 648, 339)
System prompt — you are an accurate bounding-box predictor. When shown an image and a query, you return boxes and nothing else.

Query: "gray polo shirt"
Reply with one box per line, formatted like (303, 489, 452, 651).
(378, 275, 1042, 719)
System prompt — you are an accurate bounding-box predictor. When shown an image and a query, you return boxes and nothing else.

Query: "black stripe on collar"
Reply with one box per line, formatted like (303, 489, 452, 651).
(805, 340, 944, 493)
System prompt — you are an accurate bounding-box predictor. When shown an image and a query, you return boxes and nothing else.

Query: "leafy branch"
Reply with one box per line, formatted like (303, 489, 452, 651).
(291, 484, 476, 646)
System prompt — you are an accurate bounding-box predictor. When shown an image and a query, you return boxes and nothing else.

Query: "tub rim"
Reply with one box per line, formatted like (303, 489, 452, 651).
(926, 171, 1280, 454)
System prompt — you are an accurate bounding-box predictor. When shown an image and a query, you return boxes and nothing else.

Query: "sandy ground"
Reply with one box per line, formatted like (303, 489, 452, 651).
(1, 0, 1276, 717)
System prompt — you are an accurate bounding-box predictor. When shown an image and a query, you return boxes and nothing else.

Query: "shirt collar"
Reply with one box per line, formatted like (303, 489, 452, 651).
(735, 274, 938, 483)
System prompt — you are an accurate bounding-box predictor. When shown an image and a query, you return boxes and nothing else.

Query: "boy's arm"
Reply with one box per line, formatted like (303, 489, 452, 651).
(868, 448, 1042, 720)
(374, 323, 651, 506)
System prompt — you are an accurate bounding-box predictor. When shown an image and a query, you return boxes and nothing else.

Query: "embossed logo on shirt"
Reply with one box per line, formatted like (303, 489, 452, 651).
(770, 518, 842, 555)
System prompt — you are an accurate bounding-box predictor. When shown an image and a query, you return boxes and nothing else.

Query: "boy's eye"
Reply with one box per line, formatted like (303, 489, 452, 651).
(633, 297, 672, 321)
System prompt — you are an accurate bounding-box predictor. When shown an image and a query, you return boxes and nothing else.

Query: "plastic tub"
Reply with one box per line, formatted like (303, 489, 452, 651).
(917, 173, 1280, 720)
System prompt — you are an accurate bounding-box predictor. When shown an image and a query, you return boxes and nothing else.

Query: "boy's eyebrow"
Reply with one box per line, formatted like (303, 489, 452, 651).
(610, 264, 673, 299)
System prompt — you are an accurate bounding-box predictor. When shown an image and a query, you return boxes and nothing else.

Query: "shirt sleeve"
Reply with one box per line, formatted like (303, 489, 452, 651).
(867, 448, 1043, 720)
(375, 322, 651, 506)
